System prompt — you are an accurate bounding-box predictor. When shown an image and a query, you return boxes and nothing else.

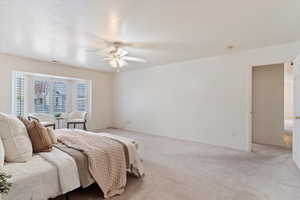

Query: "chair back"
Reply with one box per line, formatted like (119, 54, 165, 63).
(68, 111, 87, 121)
(29, 113, 55, 122)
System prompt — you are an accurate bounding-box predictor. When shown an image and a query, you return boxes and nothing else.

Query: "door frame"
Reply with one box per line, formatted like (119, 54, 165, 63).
(293, 56, 300, 169)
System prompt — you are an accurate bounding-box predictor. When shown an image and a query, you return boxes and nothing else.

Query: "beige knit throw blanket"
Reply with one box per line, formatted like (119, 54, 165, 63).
(56, 130, 127, 198)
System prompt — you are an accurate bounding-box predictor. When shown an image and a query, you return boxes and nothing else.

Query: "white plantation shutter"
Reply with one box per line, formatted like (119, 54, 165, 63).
(76, 83, 88, 111)
(32, 80, 67, 114)
(15, 72, 25, 116)
(53, 82, 67, 113)
(13, 72, 90, 116)
(32, 80, 51, 113)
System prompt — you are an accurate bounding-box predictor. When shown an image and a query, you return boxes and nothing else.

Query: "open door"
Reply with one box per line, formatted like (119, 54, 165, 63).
(294, 55, 300, 169)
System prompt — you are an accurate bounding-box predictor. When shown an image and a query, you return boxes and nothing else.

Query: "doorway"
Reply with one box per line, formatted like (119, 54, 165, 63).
(252, 63, 291, 147)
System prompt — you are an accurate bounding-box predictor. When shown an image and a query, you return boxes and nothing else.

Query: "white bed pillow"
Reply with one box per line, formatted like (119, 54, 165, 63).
(0, 113, 32, 162)
(47, 128, 58, 144)
(0, 137, 4, 168)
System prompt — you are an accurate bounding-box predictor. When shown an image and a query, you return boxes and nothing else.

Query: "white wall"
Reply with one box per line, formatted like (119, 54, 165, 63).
(113, 42, 300, 151)
(0, 53, 113, 130)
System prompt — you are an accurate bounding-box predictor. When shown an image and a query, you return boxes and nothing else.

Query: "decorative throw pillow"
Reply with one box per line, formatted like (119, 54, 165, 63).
(18, 116, 31, 131)
(0, 138, 4, 168)
(0, 113, 33, 162)
(25, 121, 53, 153)
(46, 128, 57, 144)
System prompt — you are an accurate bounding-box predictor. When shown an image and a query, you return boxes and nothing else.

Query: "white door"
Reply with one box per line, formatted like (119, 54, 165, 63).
(294, 56, 300, 170)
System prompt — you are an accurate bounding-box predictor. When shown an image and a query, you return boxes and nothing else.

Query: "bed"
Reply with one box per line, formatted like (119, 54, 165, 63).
(2, 130, 144, 200)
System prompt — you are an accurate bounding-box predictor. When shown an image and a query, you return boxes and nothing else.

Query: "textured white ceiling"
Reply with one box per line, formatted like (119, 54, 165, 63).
(0, 0, 300, 71)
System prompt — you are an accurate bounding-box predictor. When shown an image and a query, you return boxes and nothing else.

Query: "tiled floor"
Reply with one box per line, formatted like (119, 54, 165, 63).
(54, 129, 300, 200)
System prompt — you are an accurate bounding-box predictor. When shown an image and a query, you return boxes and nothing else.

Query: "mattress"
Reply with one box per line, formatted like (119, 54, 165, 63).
(2, 148, 80, 200)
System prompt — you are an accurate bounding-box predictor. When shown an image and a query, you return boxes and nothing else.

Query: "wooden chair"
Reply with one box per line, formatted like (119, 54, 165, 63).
(66, 111, 87, 130)
(28, 113, 56, 129)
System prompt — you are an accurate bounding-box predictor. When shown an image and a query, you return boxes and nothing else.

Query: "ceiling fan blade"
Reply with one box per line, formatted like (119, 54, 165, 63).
(85, 47, 111, 56)
(123, 56, 147, 63)
(85, 48, 101, 52)
(103, 57, 113, 61)
(105, 46, 117, 53)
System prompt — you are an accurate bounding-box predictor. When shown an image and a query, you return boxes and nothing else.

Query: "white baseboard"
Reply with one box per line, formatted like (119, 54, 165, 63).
(118, 127, 249, 152)
(295, 157, 300, 171)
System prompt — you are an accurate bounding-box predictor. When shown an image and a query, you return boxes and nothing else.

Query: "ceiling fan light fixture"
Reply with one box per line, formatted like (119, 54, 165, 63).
(94, 41, 147, 71)
(109, 60, 119, 68)
(118, 59, 128, 67)
(116, 48, 128, 57)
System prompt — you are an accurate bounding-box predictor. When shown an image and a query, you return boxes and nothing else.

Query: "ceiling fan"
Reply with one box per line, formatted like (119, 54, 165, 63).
(86, 41, 147, 72)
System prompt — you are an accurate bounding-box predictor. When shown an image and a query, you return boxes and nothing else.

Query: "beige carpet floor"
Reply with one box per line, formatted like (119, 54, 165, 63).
(54, 129, 300, 200)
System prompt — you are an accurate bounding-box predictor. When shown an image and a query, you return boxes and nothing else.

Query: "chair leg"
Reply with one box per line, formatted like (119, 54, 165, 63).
(83, 122, 87, 130)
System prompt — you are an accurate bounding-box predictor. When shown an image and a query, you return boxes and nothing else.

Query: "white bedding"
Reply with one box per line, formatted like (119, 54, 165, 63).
(2, 148, 80, 200)
(94, 132, 144, 176)
(57, 130, 144, 177)
(2, 130, 143, 200)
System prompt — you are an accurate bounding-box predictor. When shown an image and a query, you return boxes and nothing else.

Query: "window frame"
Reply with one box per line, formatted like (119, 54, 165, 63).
(12, 71, 91, 117)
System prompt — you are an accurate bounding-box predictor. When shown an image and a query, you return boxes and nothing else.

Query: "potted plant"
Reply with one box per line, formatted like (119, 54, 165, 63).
(0, 172, 12, 200)
(54, 113, 62, 118)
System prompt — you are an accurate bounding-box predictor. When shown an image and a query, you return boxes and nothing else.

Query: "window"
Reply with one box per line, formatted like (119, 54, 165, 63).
(13, 71, 91, 116)
(15, 72, 25, 116)
(32, 80, 67, 114)
(76, 83, 89, 111)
